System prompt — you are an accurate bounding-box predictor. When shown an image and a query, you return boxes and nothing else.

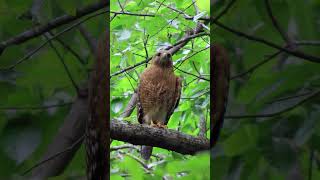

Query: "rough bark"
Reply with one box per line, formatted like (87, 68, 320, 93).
(111, 121, 210, 155)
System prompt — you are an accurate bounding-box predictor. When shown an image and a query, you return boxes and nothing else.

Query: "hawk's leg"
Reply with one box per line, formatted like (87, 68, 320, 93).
(150, 120, 158, 128)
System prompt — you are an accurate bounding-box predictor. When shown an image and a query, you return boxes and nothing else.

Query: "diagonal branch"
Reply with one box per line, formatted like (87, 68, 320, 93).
(213, 19, 320, 63)
(44, 34, 80, 94)
(225, 89, 320, 119)
(0, 1, 107, 55)
(0, 10, 107, 71)
(264, 0, 291, 43)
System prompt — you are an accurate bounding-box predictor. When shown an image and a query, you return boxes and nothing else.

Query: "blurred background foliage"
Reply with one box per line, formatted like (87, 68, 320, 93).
(0, 0, 105, 179)
(213, 0, 320, 179)
(110, 0, 210, 179)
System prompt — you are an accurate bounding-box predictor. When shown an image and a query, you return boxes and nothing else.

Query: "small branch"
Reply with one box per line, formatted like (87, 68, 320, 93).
(117, 0, 125, 12)
(110, 11, 155, 17)
(214, 19, 320, 63)
(23, 135, 84, 175)
(231, 50, 281, 80)
(111, 121, 209, 155)
(225, 89, 320, 119)
(192, 61, 200, 75)
(119, 92, 138, 118)
(175, 46, 210, 70)
(265, 90, 314, 104)
(174, 66, 209, 81)
(118, 151, 150, 171)
(150, 1, 196, 39)
(296, 40, 320, 46)
(0, 102, 72, 110)
(166, 32, 209, 51)
(192, 0, 200, 15)
(110, 58, 150, 78)
(264, 0, 291, 43)
(49, 32, 86, 65)
(44, 34, 80, 94)
(143, 33, 149, 61)
(111, 144, 137, 151)
(212, 0, 236, 23)
(78, 24, 98, 54)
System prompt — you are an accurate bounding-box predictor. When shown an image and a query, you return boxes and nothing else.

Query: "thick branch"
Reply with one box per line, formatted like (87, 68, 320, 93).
(110, 121, 209, 155)
(28, 94, 88, 179)
(0, 1, 107, 55)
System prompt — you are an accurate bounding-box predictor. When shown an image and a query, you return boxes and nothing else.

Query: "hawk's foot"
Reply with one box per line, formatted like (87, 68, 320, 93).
(150, 121, 158, 127)
(156, 122, 167, 129)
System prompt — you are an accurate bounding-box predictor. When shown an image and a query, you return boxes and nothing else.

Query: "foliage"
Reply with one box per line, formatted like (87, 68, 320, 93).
(213, 0, 320, 179)
(110, 0, 210, 179)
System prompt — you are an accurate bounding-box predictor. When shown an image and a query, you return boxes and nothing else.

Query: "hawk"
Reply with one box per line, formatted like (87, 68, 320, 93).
(137, 50, 182, 160)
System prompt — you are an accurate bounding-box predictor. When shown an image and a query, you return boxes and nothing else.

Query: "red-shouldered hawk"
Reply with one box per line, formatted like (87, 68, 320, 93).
(137, 50, 182, 160)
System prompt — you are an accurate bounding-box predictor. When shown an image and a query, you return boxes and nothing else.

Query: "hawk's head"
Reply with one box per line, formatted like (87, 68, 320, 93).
(152, 50, 173, 68)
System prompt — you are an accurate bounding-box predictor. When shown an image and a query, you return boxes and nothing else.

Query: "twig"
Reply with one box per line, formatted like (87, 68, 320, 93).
(117, 0, 125, 12)
(225, 89, 320, 119)
(192, 0, 200, 15)
(118, 151, 150, 171)
(264, 0, 291, 43)
(44, 34, 80, 94)
(78, 24, 98, 55)
(111, 144, 137, 151)
(265, 91, 314, 104)
(49, 32, 86, 65)
(175, 46, 210, 70)
(110, 11, 155, 17)
(110, 58, 150, 78)
(149, 1, 196, 39)
(231, 50, 281, 80)
(214, 19, 320, 63)
(23, 135, 84, 175)
(212, 0, 236, 23)
(174, 66, 209, 81)
(192, 61, 200, 75)
(0, 102, 73, 110)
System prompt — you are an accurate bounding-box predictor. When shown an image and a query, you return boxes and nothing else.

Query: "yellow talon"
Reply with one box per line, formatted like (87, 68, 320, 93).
(150, 121, 157, 127)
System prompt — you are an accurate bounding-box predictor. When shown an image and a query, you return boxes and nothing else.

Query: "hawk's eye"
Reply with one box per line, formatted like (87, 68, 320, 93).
(156, 52, 161, 56)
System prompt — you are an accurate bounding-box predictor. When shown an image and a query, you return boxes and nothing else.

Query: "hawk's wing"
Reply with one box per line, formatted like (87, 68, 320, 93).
(137, 84, 144, 124)
(165, 76, 182, 124)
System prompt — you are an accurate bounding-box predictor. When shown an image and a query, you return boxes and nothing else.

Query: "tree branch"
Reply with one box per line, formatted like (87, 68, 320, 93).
(264, 0, 291, 43)
(110, 121, 210, 155)
(225, 89, 320, 119)
(28, 93, 88, 179)
(0, 1, 107, 55)
(213, 19, 320, 63)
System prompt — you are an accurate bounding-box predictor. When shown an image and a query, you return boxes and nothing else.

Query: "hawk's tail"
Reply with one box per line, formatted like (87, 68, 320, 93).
(141, 145, 153, 160)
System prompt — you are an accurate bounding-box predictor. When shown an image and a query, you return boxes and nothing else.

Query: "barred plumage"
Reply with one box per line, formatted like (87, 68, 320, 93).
(85, 35, 109, 180)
